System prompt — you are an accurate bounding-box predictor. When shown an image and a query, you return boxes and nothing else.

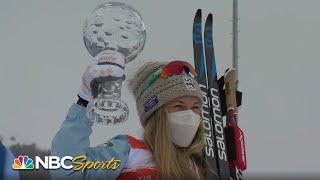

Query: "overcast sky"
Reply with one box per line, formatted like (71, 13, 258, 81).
(0, 0, 319, 177)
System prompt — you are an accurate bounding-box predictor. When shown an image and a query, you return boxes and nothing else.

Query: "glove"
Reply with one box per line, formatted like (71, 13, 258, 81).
(79, 51, 126, 102)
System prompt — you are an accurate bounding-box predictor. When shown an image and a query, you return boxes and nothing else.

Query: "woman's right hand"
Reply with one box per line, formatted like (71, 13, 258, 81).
(78, 61, 125, 102)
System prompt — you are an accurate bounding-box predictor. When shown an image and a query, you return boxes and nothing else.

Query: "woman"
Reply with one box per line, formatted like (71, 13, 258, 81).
(51, 60, 218, 180)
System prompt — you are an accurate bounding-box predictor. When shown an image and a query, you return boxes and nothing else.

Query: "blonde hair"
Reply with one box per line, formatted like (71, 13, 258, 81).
(143, 107, 216, 179)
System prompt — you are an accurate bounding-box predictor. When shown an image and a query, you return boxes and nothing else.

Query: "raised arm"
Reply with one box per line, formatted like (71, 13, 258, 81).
(51, 60, 130, 179)
(51, 103, 131, 179)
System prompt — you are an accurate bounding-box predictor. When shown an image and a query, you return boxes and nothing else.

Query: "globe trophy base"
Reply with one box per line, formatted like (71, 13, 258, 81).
(86, 96, 129, 125)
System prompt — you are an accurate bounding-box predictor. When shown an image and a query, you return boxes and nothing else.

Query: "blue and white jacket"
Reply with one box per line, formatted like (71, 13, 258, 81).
(51, 104, 158, 180)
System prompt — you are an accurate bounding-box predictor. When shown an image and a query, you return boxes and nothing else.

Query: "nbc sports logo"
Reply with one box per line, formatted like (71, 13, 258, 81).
(11, 155, 121, 171)
(11, 155, 72, 170)
(12, 155, 34, 170)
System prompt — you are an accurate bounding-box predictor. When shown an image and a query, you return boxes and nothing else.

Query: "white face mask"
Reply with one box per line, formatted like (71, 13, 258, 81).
(168, 110, 201, 147)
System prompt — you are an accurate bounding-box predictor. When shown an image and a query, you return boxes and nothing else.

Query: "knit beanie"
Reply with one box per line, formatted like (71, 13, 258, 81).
(130, 61, 202, 126)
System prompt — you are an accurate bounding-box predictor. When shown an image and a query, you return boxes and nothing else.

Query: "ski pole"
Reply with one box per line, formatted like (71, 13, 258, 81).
(224, 69, 247, 180)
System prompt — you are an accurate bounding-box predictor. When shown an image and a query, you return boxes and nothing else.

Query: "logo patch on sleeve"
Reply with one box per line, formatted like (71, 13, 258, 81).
(144, 96, 159, 112)
(183, 77, 196, 90)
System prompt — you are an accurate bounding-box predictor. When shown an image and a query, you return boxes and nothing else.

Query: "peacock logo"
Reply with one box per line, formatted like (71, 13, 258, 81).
(12, 155, 34, 170)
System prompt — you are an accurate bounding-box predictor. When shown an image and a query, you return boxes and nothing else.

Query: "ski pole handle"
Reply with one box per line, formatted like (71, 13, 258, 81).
(225, 69, 237, 111)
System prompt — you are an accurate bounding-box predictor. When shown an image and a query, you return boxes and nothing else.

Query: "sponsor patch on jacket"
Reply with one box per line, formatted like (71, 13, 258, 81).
(183, 77, 196, 90)
(144, 96, 159, 112)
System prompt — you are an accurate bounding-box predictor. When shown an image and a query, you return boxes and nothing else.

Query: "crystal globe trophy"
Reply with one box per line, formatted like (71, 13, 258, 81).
(83, 2, 146, 125)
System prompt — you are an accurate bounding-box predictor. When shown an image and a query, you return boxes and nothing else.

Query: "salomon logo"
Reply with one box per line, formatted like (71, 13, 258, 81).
(199, 84, 215, 158)
(210, 87, 227, 161)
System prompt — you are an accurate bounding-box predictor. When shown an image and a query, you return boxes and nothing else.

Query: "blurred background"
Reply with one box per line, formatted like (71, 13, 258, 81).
(0, 0, 319, 178)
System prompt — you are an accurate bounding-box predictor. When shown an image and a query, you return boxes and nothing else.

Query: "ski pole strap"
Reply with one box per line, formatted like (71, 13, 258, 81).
(0, 142, 6, 180)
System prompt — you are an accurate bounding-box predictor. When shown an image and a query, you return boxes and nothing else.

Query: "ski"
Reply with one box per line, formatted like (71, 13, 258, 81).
(224, 68, 247, 180)
(192, 9, 219, 176)
(203, 13, 231, 179)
